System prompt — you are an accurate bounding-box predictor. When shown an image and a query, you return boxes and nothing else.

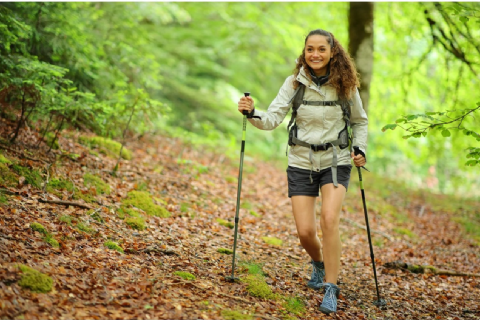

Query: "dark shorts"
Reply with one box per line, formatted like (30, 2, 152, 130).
(287, 165, 352, 198)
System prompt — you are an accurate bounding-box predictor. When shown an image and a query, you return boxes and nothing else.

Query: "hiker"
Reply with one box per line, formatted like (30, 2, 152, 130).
(237, 29, 368, 314)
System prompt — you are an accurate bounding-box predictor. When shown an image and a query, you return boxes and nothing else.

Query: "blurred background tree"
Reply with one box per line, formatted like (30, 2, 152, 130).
(0, 2, 478, 197)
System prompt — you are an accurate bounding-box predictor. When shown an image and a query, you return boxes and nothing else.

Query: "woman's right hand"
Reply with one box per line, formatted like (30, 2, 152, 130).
(237, 96, 254, 115)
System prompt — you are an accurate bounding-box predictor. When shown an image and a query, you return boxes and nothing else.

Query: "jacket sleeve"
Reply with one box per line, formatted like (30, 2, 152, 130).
(350, 88, 368, 155)
(247, 76, 295, 130)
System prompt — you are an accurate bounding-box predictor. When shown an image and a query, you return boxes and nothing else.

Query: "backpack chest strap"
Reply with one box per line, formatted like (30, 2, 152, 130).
(302, 100, 338, 106)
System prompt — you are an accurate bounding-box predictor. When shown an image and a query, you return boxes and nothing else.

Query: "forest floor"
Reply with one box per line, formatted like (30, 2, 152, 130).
(1, 117, 480, 320)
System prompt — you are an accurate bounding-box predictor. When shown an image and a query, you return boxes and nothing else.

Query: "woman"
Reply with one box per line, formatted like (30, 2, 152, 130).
(237, 29, 368, 314)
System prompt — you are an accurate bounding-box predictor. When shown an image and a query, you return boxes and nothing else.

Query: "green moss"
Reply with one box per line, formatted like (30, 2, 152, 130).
(216, 218, 234, 229)
(59, 215, 76, 225)
(83, 173, 110, 195)
(0, 153, 12, 164)
(240, 201, 252, 210)
(393, 227, 417, 238)
(240, 261, 264, 276)
(78, 135, 132, 160)
(180, 202, 190, 213)
(125, 217, 146, 231)
(0, 163, 17, 187)
(217, 248, 233, 254)
(77, 222, 95, 234)
(90, 211, 104, 223)
(30, 222, 48, 235)
(174, 271, 196, 281)
(225, 176, 236, 183)
(46, 178, 74, 193)
(221, 310, 253, 320)
(282, 296, 306, 316)
(18, 264, 53, 293)
(136, 182, 149, 191)
(72, 190, 96, 203)
(122, 191, 170, 217)
(12, 165, 42, 188)
(44, 234, 59, 248)
(104, 241, 124, 253)
(249, 210, 260, 217)
(241, 274, 278, 300)
(0, 193, 8, 204)
(117, 206, 142, 219)
(262, 236, 283, 246)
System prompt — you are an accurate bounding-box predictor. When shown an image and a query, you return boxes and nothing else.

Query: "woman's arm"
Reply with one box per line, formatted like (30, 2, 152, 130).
(350, 88, 369, 156)
(238, 76, 296, 131)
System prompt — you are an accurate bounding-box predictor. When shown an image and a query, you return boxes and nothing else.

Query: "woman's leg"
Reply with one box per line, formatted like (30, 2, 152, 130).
(291, 195, 322, 261)
(319, 183, 346, 284)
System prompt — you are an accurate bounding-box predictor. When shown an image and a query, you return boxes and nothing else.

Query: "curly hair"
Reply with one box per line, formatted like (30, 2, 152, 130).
(293, 29, 360, 101)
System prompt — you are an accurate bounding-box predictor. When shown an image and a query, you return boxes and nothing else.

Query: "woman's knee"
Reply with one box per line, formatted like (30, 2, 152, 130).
(297, 228, 318, 243)
(320, 211, 340, 233)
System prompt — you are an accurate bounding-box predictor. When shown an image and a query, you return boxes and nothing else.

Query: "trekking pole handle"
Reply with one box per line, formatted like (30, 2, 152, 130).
(243, 92, 250, 115)
(353, 146, 361, 156)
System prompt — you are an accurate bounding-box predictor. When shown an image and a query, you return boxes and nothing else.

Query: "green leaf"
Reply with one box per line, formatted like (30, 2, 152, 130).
(413, 132, 422, 138)
(422, 132, 427, 137)
(460, 16, 469, 23)
(381, 124, 397, 132)
(441, 129, 451, 137)
(426, 112, 437, 116)
(406, 115, 417, 121)
(396, 118, 407, 124)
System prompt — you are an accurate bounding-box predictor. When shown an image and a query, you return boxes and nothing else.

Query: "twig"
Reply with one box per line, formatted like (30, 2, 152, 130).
(38, 198, 93, 209)
(0, 188, 18, 195)
(0, 144, 47, 163)
(341, 217, 393, 241)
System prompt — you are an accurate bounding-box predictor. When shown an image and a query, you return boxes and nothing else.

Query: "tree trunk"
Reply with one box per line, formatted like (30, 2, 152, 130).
(348, 2, 374, 114)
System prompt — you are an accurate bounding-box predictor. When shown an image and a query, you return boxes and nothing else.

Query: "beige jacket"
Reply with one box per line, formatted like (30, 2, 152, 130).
(248, 67, 368, 172)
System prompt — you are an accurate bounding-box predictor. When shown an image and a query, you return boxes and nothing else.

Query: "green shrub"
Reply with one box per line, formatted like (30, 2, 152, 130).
(18, 265, 53, 293)
(83, 173, 110, 195)
(104, 241, 124, 253)
(121, 191, 170, 217)
(174, 271, 195, 280)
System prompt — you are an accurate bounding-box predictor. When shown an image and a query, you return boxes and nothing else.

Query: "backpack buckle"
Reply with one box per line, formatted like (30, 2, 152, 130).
(310, 143, 329, 152)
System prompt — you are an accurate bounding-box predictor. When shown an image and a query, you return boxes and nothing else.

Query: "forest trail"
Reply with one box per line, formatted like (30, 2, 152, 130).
(1, 122, 479, 320)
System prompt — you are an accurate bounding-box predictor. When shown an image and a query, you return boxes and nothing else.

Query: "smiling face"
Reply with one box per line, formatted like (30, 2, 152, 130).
(304, 34, 333, 77)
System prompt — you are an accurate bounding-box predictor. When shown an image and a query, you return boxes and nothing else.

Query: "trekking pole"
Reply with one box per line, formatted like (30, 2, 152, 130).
(226, 92, 250, 282)
(353, 146, 386, 307)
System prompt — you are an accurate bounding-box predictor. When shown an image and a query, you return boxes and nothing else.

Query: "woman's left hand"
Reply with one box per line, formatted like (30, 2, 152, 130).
(351, 152, 366, 167)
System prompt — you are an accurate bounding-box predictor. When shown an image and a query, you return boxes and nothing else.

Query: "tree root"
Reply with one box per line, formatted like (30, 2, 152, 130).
(38, 198, 93, 209)
(384, 260, 480, 277)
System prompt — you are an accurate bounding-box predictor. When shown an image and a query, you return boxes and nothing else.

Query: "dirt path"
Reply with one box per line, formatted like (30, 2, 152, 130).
(1, 131, 479, 320)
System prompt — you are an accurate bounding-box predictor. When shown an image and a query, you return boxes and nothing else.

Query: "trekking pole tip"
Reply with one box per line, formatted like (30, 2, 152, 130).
(374, 299, 387, 307)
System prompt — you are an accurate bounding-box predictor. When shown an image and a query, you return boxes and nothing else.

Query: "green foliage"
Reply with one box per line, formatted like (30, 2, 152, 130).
(216, 218, 234, 229)
(104, 241, 124, 253)
(17, 264, 53, 293)
(121, 191, 170, 217)
(30, 222, 48, 235)
(249, 210, 260, 217)
(239, 260, 265, 276)
(262, 236, 283, 246)
(173, 271, 196, 281)
(125, 216, 146, 231)
(217, 248, 233, 255)
(0, 193, 8, 204)
(83, 173, 110, 195)
(382, 104, 480, 166)
(393, 227, 417, 239)
(78, 136, 132, 160)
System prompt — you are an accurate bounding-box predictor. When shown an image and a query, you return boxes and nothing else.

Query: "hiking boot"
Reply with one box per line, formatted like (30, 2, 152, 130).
(307, 260, 325, 290)
(319, 283, 340, 314)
